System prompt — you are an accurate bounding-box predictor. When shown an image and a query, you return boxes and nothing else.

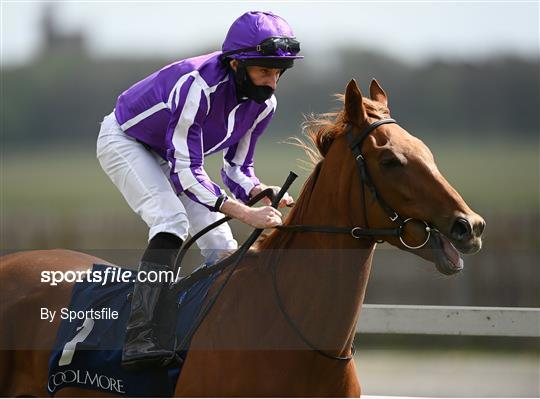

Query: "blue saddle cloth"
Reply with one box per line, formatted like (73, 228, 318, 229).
(47, 263, 219, 397)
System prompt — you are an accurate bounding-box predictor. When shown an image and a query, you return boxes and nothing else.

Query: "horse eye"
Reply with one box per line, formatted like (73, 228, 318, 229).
(379, 152, 406, 169)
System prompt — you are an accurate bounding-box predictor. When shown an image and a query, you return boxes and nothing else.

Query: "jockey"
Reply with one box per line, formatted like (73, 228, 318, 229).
(96, 11, 303, 370)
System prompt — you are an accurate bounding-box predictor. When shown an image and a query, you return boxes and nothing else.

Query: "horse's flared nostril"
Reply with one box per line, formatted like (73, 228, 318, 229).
(474, 219, 486, 236)
(450, 217, 472, 241)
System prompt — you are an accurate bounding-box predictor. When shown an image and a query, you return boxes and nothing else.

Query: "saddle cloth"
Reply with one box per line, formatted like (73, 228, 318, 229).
(47, 263, 219, 397)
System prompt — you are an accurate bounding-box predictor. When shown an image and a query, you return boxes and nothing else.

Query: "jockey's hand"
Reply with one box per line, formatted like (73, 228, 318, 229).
(220, 199, 282, 229)
(249, 184, 295, 208)
(245, 206, 283, 229)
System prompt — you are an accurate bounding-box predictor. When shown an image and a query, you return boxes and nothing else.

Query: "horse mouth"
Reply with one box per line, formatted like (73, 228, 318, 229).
(430, 230, 464, 275)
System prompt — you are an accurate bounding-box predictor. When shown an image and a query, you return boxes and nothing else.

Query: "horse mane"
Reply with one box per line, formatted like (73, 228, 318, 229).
(256, 95, 389, 250)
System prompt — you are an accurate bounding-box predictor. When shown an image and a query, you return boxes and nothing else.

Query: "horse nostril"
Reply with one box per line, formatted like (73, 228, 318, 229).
(474, 219, 486, 236)
(450, 217, 472, 241)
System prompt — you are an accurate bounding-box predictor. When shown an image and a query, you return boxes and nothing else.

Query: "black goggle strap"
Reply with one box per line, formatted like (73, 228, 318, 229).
(221, 46, 258, 59)
(221, 37, 300, 59)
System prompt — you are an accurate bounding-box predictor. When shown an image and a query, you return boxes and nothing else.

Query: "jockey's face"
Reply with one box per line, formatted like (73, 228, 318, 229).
(229, 60, 281, 90)
(245, 66, 281, 90)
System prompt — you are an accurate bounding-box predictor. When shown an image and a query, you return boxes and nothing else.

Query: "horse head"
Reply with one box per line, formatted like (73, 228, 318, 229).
(303, 79, 485, 275)
(347, 79, 485, 274)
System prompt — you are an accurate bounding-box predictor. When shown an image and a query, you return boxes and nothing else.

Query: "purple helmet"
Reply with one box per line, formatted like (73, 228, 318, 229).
(222, 11, 303, 62)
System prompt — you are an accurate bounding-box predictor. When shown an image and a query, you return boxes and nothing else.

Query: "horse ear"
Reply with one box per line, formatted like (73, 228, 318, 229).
(344, 79, 368, 126)
(369, 79, 388, 107)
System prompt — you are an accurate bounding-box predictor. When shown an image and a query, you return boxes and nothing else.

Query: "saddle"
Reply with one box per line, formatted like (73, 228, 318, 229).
(47, 263, 220, 397)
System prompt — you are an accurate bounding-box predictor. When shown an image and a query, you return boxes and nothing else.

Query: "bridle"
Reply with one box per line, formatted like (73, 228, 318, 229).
(279, 118, 431, 250)
(170, 118, 432, 363)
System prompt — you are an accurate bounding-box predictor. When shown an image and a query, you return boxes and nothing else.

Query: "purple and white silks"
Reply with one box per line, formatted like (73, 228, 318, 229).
(114, 51, 276, 210)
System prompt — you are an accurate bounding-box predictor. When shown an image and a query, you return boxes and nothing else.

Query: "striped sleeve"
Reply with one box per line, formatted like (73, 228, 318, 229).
(220, 96, 276, 203)
(166, 74, 226, 211)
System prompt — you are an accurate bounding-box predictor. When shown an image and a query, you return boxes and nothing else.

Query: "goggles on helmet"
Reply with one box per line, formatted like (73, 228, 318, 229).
(221, 36, 301, 59)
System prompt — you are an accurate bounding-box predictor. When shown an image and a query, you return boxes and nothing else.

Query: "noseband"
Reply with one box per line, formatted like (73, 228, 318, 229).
(346, 118, 432, 249)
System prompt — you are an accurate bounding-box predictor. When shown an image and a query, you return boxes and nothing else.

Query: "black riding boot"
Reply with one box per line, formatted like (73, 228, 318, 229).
(121, 261, 179, 371)
(121, 233, 183, 371)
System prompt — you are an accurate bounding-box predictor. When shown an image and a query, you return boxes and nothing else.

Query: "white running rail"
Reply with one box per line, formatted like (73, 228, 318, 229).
(357, 305, 540, 337)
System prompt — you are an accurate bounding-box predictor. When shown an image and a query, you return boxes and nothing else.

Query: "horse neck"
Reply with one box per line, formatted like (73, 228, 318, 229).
(270, 156, 376, 355)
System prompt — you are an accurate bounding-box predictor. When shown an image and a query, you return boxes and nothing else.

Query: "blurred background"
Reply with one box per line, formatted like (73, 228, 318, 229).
(1, 1, 538, 396)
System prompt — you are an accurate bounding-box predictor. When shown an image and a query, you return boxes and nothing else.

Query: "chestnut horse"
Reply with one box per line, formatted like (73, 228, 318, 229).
(0, 79, 485, 397)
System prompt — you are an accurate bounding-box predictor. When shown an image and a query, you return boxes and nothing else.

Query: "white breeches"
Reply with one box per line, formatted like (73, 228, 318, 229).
(96, 111, 238, 259)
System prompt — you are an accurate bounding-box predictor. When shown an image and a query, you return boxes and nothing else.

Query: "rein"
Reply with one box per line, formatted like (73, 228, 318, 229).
(171, 118, 432, 362)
